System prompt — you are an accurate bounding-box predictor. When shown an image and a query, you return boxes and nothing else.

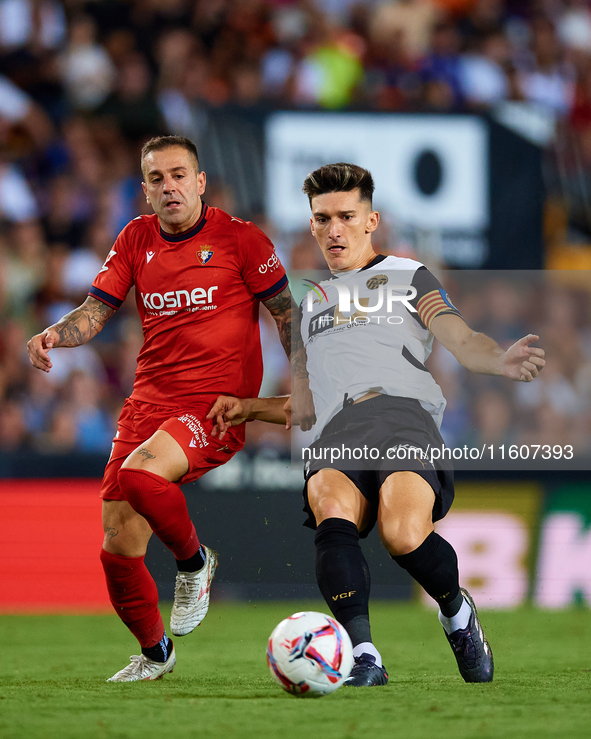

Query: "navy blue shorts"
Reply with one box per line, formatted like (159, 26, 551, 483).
(303, 395, 455, 537)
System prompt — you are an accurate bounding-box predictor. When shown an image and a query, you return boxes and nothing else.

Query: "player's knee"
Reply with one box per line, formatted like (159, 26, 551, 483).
(308, 489, 354, 524)
(101, 499, 151, 556)
(101, 524, 150, 558)
(117, 467, 168, 511)
(117, 467, 141, 504)
(307, 472, 363, 525)
(380, 519, 432, 557)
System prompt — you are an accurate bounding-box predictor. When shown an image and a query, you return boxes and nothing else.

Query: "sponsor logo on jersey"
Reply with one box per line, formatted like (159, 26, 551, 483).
(178, 414, 209, 449)
(99, 249, 117, 273)
(258, 251, 280, 274)
(146, 250, 155, 263)
(366, 274, 388, 290)
(309, 306, 337, 338)
(197, 247, 214, 265)
(140, 285, 219, 311)
(308, 297, 407, 338)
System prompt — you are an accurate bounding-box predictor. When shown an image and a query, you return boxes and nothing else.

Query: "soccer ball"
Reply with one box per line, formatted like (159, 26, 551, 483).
(266, 611, 354, 697)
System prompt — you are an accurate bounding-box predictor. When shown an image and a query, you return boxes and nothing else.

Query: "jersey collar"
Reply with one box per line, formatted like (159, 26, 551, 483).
(159, 202, 209, 242)
(331, 253, 387, 278)
(359, 253, 387, 271)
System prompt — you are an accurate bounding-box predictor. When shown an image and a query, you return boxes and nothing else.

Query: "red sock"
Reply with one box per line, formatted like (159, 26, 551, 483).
(117, 468, 200, 560)
(100, 549, 164, 648)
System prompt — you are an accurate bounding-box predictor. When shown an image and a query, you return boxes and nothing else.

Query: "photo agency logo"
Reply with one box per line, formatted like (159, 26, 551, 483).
(302, 278, 329, 304)
(302, 274, 418, 332)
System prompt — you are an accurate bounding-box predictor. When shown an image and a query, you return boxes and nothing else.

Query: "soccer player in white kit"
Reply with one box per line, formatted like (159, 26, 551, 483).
(208, 163, 545, 686)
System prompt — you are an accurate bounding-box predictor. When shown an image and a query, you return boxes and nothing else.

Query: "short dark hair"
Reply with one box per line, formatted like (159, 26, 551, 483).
(141, 135, 200, 175)
(302, 163, 375, 207)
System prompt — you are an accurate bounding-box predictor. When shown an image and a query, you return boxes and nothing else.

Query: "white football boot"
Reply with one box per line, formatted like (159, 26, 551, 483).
(106, 647, 176, 682)
(170, 545, 218, 637)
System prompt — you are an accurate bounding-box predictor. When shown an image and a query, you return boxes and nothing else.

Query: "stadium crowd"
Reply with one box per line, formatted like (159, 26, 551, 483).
(1, 0, 591, 458)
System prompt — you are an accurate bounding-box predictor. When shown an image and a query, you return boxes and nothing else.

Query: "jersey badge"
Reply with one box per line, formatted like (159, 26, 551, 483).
(146, 250, 155, 263)
(366, 274, 388, 290)
(440, 289, 458, 311)
(197, 247, 214, 265)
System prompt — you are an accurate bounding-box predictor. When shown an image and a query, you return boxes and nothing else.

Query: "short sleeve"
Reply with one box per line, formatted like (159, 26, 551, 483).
(89, 222, 136, 309)
(409, 266, 462, 330)
(237, 221, 288, 300)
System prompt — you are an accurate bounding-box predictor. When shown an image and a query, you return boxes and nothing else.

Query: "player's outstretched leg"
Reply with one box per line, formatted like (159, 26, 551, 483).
(393, 532, 493, 682)
(439, 588, 494, 683)
(170, 544, 218, 637)
(314, 518, 388, 687)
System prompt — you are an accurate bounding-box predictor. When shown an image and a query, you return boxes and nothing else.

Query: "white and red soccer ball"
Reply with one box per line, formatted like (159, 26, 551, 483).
(267, 611, 354, 697)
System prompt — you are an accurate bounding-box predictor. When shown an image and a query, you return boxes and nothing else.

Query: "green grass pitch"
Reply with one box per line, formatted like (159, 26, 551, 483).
(1, 601, 590, 739)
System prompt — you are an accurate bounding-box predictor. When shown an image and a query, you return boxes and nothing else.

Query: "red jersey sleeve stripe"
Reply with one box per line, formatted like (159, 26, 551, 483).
(254, 274, 288, 301)
(88, 286, 124, 309)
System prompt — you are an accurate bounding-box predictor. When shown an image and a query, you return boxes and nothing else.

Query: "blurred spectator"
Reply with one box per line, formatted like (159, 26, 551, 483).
(458, 31, 511, 106)
(557, 0, 591, 55)
(41, 174, 88, 247)
(517, 17, 575, 116)
(369, 0, 441, 61)
(457, 0, 506, 51)
(0, 399, 29, 451)
(59, 14, 116, 111)
(0, 0, 66, 55)
(61, 220, 111, 302)
(34, 400, 78, 453)
(0, 72, 53, 147)
(420, 22, 464, 109)
(97, 51, 165, 143)
(1, 221, 45, 318)
(293, 23, 365, 108)
(68, 369, 114, 452)
(0, 161, 39, 221)
(467, 389, 515, 446)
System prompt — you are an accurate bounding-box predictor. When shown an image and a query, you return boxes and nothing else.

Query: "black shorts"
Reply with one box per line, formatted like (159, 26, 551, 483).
(303, 395, 454, 538)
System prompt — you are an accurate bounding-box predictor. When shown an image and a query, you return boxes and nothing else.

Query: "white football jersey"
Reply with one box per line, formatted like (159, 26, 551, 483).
(300, 254, 462, 439)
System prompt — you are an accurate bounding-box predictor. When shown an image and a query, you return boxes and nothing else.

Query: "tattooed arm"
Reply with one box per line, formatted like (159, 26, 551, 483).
(262, 287, 316, 431)
(27, 296, 116, 373)
(262, 287, 294, 361)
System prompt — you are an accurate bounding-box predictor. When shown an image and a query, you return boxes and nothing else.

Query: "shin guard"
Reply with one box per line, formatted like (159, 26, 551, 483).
(117, 468, 199, 561)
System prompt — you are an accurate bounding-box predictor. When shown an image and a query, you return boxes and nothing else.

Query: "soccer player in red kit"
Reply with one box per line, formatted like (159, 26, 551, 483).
(27, 135, 297, 682)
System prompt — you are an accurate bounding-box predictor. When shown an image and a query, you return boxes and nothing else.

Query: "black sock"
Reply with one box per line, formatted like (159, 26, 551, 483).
(142, 632, 172, 663)
(315, 518, 372, 647)
(342, 614, 372, 647)
(439, 589, 465, 618)
(392, 531, 460, 610)
(176, 545, 206, 573)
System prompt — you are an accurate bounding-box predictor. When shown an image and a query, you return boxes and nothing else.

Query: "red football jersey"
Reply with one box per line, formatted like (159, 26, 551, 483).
(90, 204, 287, 406)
